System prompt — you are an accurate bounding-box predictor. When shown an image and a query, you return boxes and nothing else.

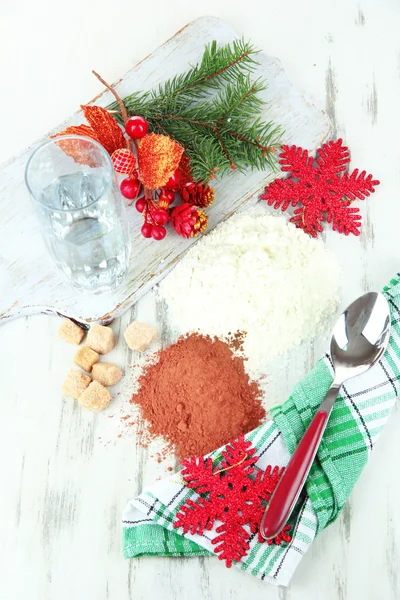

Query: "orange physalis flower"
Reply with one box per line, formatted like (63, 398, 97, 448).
(137, 133, 184, 190)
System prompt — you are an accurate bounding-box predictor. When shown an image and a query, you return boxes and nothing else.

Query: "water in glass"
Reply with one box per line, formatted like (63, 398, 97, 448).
(25, 136, 131, 294)
(40, 172, 128, 292)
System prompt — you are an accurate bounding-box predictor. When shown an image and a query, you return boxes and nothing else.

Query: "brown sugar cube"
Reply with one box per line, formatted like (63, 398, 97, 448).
(86, 324, 115, 355)
(78, 381, 111, 412)
(73, 346, 99, 372)
(62, 368, 91, 399)
(58, 318, 85, 345)
(124, 321, 157, 352)
(92, 362, 123, 386)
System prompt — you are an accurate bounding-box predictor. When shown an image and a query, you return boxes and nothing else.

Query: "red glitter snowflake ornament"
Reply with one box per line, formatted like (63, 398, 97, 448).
(261, 139, 380, 237)
(173, 435, 292, 568)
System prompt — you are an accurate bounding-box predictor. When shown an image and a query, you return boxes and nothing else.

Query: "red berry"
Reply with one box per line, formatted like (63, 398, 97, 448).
(153, 209, 169, 225)
(120, 178, 141, 200)
(151, 225, 167, 241)
(162, 189, 175, 203)
(125, 116, 149, 140)
(135, 198, 146, 213)
(164, 169, 181, 190)
(141, 223, 153, 238)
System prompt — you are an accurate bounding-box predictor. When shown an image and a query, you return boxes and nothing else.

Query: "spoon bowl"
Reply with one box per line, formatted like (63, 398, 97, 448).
(260, 291, 391, 541)
(331, 292, 391, 382)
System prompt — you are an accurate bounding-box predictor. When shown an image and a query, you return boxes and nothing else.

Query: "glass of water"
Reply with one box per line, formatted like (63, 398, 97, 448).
(25, 135, 131, 294)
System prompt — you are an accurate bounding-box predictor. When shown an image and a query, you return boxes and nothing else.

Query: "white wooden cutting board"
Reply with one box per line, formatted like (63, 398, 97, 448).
(0, 16, 329, 326)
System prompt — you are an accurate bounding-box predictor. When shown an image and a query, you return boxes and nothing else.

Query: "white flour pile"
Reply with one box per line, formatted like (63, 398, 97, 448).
(159, 208, 340, 379)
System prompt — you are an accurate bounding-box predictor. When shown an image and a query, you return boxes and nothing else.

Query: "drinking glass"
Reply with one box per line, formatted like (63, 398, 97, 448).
(25, 135, 131, 294)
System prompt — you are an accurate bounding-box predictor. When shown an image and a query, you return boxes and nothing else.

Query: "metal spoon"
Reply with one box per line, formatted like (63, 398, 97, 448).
(260, 291, 391, 540)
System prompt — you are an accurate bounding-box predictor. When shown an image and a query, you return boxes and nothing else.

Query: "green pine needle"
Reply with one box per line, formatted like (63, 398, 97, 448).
(107, 39, 282, 183)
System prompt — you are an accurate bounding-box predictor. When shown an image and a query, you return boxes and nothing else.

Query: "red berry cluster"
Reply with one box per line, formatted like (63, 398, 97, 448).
(111, 114, 212, 242)
(136, 188, 175, 241)
(134, 175, 210, 241)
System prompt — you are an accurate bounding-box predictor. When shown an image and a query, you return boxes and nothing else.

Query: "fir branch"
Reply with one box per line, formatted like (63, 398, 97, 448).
(109, 39, 259, 117)
(187, 135, 230, 181)
(227, 130, 272, 153)
(214, 128, 236, 169)
(152, 39, 260, 105)
(106, 39, 282, 182)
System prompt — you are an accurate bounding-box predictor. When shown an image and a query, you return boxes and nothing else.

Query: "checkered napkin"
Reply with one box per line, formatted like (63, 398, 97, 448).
(122, 275, 400, 586)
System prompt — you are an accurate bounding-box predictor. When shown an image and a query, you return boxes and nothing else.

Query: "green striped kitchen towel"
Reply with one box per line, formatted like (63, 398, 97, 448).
(122, 274, 400, 586)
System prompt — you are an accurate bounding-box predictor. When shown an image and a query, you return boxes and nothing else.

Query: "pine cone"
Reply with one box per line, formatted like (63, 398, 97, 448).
(181, 182, 215, 208)
(170, 203, 208, 238)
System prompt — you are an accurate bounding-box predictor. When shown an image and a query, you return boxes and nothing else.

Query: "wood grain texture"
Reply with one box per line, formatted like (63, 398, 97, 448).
(0, 16, 329, 326)
(1, 1, 400, 599)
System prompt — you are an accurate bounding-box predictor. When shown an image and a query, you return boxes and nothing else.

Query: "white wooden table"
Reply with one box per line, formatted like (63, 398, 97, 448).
(1, 1, 400, 599)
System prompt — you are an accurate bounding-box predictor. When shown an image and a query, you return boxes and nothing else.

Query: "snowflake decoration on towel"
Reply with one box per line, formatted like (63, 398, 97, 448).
(173, 434, 291, 568)
(261, 138, 380, 237)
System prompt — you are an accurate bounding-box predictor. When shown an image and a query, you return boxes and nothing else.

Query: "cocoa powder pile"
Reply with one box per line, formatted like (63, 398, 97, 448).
(130, 333, 265, 461)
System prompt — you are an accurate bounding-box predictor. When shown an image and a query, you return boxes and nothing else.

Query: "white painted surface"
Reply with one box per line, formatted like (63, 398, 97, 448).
(0, 2, 399, 599)
(0, 17, 328, 325)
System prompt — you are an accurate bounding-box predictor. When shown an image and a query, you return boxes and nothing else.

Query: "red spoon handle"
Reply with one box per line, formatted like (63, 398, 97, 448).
(261, 409, 329, 540)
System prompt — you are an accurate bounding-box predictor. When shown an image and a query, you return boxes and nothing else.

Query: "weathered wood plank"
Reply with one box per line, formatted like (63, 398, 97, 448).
(0, 16, 329, 326)
(2, 2, 400, 600)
